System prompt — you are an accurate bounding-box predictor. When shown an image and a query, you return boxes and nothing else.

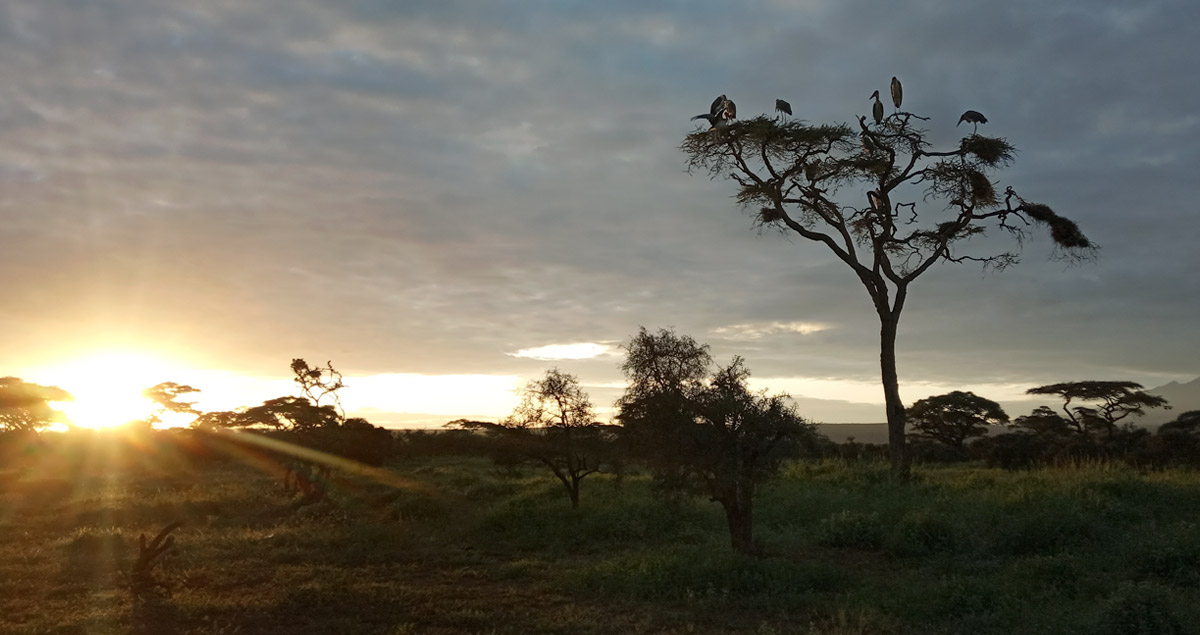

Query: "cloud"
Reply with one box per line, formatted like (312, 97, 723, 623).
(712, 321, 832, 339)
(1, 0, 1197, 425)
(508, 343, 611, 361)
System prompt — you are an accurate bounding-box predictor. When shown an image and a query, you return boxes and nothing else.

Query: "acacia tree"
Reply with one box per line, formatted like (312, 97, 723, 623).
(0, 377, 72, 432)
(682, 88, 1094, 473)
(906, 390, 1008, 451)
(616, 328, 812, 554)
(498, 368, 608, 509)
(141, 382, 201, 427)
(1026, 381, 1169, 440)
(291, 358, 345, 419)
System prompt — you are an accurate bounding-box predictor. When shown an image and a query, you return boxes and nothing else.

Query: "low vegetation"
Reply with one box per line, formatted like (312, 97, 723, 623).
(2, 429, 1200, 635)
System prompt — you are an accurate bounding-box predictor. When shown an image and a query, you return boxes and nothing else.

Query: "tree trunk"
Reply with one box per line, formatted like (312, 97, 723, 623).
(880, 316, 910, 476)
(720, 483, 755, 555)
(568, 477, 580, 509)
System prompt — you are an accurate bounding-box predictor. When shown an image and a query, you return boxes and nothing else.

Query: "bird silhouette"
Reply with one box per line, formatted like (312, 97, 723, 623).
(869, 90, 884, 125)
(691, 94, 736, 129)
(957, 110, 988, 133)
(890, 76, 903, 110)
(775, 99, 792, 117)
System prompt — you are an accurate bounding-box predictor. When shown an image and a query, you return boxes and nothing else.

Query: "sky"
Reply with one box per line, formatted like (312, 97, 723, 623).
(3, 0, 1199, 427)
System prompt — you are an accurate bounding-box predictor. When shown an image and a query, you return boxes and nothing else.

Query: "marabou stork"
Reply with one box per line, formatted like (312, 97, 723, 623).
(890, 76, 903, 110)
(691, 94, 726, 129)
(869, 90, 884, 125)
(691, 94, 736, 129)
(957, 110, 988, 133)
(775, 99, 792, 117)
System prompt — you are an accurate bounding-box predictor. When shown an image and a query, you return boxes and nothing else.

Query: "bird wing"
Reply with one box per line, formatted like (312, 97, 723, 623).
(890, 77, 902, 109)
(776, 99, 792, 115)
(710, 94, 726, 117)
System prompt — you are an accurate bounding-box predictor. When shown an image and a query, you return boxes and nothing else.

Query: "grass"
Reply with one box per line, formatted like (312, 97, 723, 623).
(2, 434, 1200, 634)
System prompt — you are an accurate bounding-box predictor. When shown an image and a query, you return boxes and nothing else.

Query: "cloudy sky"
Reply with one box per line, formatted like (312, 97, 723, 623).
(4, 0, 1198, 426)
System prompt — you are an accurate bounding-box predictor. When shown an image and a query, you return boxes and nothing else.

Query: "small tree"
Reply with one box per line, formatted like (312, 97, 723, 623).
(1026, 381, 1170, 440)
(617, 328, 813, 554)
(291, 358, 345, 418)
(497, 368, 608, 508)
(906, 391, 1008, 451)
(0, 377, 72, 432)
(681, 86, 1095, 474)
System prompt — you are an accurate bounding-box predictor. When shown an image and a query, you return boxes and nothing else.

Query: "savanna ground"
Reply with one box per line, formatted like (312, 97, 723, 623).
(2, 431, 1199, 635)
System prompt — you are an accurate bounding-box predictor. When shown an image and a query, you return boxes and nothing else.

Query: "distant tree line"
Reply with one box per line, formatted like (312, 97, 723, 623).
(4, 343, 1197, 553)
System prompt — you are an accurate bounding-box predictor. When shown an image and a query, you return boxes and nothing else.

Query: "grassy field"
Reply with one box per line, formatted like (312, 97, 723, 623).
(2, 433, 1199, 634)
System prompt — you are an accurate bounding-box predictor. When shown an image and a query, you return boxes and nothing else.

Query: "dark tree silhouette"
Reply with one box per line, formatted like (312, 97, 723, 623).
(0, 377, 72, 432)
(191, 410, 245, 430)
(291, 359, 345, 419)
(488, 368, 609, 509)
(141, 382, 201, 427)
(616, 328, 812, 554)
(907, 390, 1008, 450)
(1010, 405, 1076, 438)
(1026, 381, 1170, 440)
(240, 396, 340, 431)
(681, 88, 1095, 474)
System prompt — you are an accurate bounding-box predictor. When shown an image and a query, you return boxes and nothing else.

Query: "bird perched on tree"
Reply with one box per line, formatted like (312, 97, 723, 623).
(957, 110, 988, 133)
(775, 99, 792, 117)
(869, 90, 884, 125)
(867, 190, 884, 211)
(861, 131, 876, 153)
(691, 94, 736, 129)
(890, 76, 903, 110)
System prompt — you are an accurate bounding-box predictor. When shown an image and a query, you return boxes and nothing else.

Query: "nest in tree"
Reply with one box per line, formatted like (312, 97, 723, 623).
(1023, 203, 1092, 248)
(935, 222, 959, 239)
(961, 135, 1015, 166)
(967, 170, 996, 206)
(759, 207, 784, 224)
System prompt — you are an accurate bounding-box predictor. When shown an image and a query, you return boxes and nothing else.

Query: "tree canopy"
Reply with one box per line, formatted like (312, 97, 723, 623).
(616, 327, 813, 553)
(1026, 381, 1169, 439)
(0, 377, 72, 432)
(681, 87, 1095, 474)
(906, 390, 1008, 450)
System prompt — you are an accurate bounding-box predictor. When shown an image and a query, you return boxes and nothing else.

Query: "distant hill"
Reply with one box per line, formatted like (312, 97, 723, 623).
(1144, 376, 1200, 426)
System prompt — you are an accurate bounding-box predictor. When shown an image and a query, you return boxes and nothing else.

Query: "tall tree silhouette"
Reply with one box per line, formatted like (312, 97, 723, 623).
(681, 86, 1095, 474)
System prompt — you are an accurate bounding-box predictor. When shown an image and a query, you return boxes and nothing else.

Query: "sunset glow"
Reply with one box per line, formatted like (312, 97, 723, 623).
(30, 351, 199, 429)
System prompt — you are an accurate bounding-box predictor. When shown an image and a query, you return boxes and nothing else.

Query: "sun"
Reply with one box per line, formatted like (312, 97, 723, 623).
(30, 351, 199, 429)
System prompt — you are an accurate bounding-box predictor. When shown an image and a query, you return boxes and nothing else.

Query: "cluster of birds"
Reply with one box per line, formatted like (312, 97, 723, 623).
(690, 94, 737, 129)
(691, 76, 988, 134)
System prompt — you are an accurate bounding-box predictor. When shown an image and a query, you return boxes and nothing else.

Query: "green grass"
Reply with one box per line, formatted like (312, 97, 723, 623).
(2, 438, 1200, 634)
